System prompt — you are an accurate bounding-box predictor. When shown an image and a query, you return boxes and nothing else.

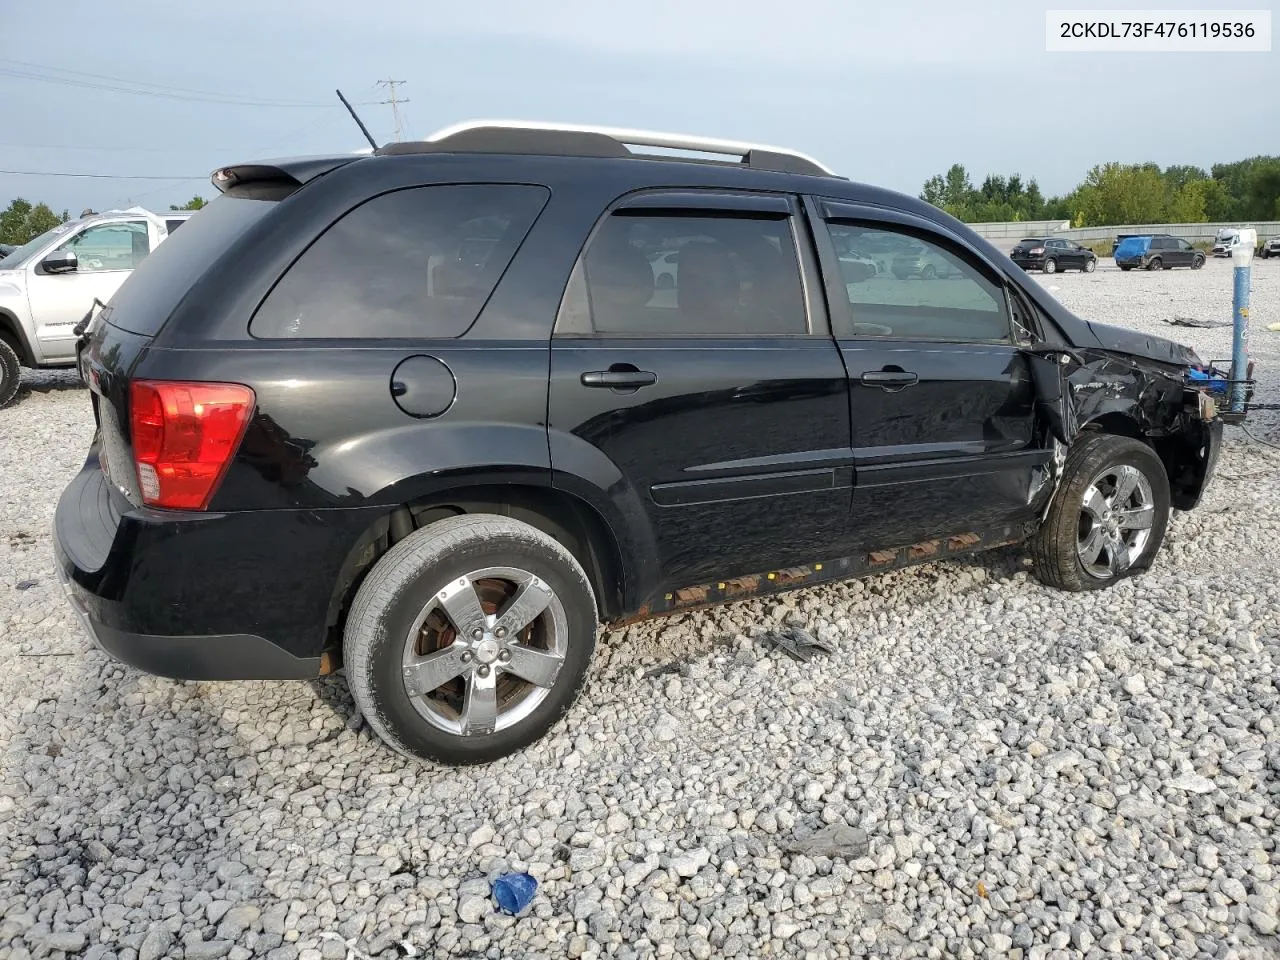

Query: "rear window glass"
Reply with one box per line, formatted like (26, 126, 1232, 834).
(251, 184, 549, 340)
(104, 197, 277, 337)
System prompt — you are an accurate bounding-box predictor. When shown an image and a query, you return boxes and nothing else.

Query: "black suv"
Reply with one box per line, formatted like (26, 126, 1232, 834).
(54, 122, 1234, 765)
(1010, 237, 1097, 274)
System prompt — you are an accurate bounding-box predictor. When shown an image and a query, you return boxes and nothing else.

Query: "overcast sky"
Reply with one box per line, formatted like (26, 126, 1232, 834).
(3, 0, 1276, 215)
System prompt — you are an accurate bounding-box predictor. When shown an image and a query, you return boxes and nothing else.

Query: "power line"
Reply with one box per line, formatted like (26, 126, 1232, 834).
(0, 61, 337, 108)
(0, 170, 203, 180)
(377, 79, 409, 142)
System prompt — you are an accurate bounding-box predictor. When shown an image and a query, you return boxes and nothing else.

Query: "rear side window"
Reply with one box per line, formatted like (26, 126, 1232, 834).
(251, 184, 549, 340)
(104, 197, 278, 337)
(824, 223, 1009, 342)
(556, 212, 807, 337)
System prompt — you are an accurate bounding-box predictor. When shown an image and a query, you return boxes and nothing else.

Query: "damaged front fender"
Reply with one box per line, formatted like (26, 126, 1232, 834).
(1024, 343, 1225, 512)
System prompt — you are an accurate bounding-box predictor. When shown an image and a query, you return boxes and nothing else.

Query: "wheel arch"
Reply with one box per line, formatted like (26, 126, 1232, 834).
(1079, 411, 1215, 511)
(323, 483, 629, 662)
(0, 309, 35, 366)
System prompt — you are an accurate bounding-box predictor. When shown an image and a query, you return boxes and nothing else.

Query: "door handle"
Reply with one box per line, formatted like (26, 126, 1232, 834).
(860, 370, 918, 390)
(581, 370, 657, 389)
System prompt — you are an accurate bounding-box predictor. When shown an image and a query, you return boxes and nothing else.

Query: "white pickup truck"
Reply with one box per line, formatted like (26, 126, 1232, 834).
(0, 207, 193, 407)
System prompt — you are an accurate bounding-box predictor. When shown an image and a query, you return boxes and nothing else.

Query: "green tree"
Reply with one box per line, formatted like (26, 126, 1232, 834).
(1243, 160, 1280, 220)
(170, 195, 207, 211)
(1166, 180, 1209, 223)
(0, 198, 68, 244)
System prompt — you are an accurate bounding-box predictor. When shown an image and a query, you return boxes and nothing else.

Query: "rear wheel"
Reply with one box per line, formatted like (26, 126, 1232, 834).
(1030, 434, 1170, 592)
(344, 515, 598, 765)
(1147, 257, 1162, 271)
(1043, 258, 1057, 274)
(0, 337, 20, 409)
(1119, 265, 1133, 272)
(922, 264, 937, 280)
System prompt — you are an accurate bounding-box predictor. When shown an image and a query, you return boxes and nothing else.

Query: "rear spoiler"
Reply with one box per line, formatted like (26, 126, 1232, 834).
(210, 155, 363, 199)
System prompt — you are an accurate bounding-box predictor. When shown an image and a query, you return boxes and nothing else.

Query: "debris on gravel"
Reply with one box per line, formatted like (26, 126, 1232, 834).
(1, 261, 1278, 958)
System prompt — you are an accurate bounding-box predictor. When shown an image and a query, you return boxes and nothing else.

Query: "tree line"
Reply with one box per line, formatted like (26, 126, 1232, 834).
(921, 156, 1280, 227)
(0, 195, 208, 246)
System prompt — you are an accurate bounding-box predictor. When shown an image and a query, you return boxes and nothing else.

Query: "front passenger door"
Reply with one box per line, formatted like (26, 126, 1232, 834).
(809, 200, 1050, 552)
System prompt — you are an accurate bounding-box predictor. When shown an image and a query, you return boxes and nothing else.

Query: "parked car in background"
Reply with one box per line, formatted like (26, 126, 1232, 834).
(0, 243, 15, 258)
(0, 207, 194, 407)
(53, 119, 1237, 765)
(1212, 231, 1239, 258)
(1011, 238, 1097, 274)
(1115, 235, 1205, 271)
(1261, 236, 1280, 259)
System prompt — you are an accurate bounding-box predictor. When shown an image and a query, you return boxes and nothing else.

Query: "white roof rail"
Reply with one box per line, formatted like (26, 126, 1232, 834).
(420, 119, 836, 176)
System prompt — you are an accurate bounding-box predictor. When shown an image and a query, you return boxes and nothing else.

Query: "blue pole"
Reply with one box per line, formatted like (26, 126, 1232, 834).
(1230, 249, 1252, 413)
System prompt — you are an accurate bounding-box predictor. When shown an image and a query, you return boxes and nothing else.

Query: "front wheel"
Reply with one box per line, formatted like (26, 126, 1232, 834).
(344, 515, 598, 765)
(1043, 258, 1057, 274)
(0, 338, 20, 409)
(1083, 258, 1097, 273)
(1192, 254, 1205, 269)
(1030, 434, 1171, 592)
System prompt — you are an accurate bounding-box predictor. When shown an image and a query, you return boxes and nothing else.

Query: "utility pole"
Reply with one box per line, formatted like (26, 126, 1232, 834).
(377, 79, 409, 142)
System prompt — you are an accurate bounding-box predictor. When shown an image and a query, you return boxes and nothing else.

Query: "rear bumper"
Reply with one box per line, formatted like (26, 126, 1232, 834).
(1115, 257, 1145, 268)
(1011, 257, 1046, 270)
(53, 451, 385, 680)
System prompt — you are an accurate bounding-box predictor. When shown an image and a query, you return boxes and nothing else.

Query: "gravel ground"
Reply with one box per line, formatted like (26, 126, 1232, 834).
(2, 257, 1279, 960)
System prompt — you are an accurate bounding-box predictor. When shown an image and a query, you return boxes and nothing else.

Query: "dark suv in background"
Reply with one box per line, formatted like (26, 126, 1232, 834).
(54, 121, 1234, 765)
(1115, 235, 1206, 271)
(1010, 237, 1097, 274)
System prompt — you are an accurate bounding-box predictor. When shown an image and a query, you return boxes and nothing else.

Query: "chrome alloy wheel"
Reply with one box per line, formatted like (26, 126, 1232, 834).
(1077, 464, 1155, 579)
(400, 566, 568, 736)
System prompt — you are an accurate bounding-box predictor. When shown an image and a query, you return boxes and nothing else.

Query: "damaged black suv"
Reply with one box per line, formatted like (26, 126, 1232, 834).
(54, 121, 1237, 765)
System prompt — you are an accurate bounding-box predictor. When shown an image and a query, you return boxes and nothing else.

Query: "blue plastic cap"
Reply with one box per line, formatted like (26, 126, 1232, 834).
(492, 872, 538, 915)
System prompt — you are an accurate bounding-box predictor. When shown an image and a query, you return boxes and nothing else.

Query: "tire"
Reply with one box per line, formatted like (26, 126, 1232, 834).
(1043, 258, 1057, 274)
(922, 264, 937, 280)
(1147, 257, 1162, 271)
(0, 337, 20, 409)
(656, 273, 675, 290)
(344, 514, 598, 765)
(1119, 265, 1133, 272)
(1083, 258, 1096, 273)
(1030, 434, 1171, 593)
(1192, 254, 1205, 269)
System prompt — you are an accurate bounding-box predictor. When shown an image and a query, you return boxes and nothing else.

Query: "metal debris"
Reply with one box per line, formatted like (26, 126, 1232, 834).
(785, 823, 870, 859)
(1162, 316, 1230, 329)
(15, 579, 38, 591)
(760, 622, 833, 662)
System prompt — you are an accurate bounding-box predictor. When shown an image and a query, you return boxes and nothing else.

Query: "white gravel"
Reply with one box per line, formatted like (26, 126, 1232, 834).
(2, 258, 1279, 960)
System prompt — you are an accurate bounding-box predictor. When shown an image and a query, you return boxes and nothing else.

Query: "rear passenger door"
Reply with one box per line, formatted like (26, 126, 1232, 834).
(808, 199, 1048, 551)
(1173, 238, 1195, 267)
(548, 190, 852, 590)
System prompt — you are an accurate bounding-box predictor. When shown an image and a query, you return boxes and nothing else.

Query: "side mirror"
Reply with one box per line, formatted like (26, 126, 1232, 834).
(41, 249, 78, 274)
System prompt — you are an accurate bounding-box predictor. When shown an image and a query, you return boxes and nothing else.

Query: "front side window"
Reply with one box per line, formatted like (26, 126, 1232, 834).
(56, 221, 149, 272)
(252, 184, 549, 339)
(825, 222, 1009, 342)
(557, 211, 807, 337)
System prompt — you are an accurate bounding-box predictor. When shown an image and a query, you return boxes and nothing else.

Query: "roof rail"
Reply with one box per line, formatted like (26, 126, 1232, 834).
(374, 119, 837, 178)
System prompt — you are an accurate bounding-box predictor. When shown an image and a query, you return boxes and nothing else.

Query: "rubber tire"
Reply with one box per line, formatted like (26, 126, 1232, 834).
(1119, 265, 1132, 272)
(344, 514, 598, 765)
(0, 337, 20, 409)
(1083, 258, 1096, 273)
(1030, 434, 1171, 593)
(1147, 257, 1162, 271)
(1043, 259, 1057, 274)
(1192, 254, 1205, 269)
(922, 264, 937, 280)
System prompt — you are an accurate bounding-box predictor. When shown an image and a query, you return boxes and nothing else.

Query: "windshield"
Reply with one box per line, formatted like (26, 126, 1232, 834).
(0, 219, 83, 269)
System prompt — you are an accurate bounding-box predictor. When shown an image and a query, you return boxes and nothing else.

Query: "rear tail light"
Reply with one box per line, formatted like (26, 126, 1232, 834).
(130, 380, 255, 510)
(1029, 247, 1044, 255)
